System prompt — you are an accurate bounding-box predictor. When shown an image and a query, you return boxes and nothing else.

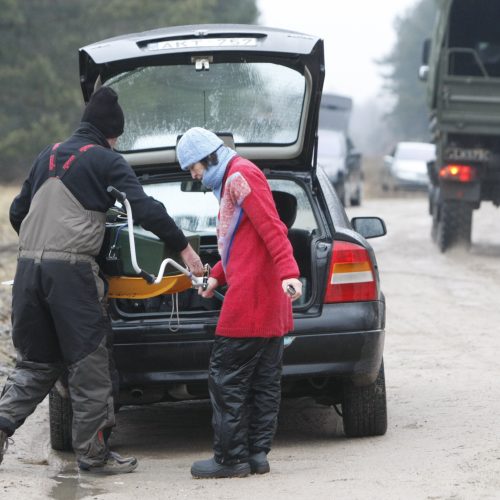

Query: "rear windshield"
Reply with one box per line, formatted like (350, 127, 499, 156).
(106, 62, 306, 152)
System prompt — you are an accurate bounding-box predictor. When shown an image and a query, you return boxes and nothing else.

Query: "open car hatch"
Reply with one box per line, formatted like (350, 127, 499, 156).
(79, 24, 324, 169)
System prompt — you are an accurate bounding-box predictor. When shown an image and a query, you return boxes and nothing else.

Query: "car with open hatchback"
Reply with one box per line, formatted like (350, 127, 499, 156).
(49, 24, 388, 449)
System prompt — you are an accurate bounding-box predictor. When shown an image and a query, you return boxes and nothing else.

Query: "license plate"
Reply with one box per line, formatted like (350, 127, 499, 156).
(147, 38, 258, 51)
(444, 147, 491, 162)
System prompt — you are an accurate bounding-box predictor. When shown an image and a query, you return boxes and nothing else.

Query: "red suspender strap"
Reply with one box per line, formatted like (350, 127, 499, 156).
(48, 143, 61, 172)
(49, 143, 98, 176)
(63, 144, 98, 170)
(78, 144, 97, 153)
(62, 154, 76, 171)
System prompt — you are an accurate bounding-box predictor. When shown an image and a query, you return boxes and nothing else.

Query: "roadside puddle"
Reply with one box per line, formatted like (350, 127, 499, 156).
(49, 470, 106, 500)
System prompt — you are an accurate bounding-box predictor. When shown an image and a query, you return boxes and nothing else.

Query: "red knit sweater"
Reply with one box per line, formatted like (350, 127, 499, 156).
(210, 156, 299, 337)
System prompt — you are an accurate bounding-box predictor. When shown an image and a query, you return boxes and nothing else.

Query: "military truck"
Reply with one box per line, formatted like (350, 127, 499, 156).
(419, 0, 500, 252)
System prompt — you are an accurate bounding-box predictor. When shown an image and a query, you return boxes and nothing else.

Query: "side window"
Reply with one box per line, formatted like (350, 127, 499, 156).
(268, 179, 318, 232)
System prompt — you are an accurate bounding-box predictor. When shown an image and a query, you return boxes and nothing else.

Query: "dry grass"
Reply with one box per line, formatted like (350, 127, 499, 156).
(0, 185, 20, 281)
(0, 186, 19, 371)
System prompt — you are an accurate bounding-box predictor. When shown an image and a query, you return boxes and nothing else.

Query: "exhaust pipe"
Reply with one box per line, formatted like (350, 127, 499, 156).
(130, 388, 144, 400)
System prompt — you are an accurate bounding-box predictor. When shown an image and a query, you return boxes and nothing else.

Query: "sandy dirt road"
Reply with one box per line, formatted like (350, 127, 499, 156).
(1, 195, 500, 500)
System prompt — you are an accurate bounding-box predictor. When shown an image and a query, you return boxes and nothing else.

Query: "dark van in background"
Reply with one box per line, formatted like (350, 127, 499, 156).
(318, 93, 363, 206)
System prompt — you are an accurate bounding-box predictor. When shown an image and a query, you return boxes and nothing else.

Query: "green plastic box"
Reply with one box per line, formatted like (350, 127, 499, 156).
(101, 224, 200, 277)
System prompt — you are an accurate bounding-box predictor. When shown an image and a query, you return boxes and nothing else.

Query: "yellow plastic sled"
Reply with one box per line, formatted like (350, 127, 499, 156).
(107, 273, 192, 299)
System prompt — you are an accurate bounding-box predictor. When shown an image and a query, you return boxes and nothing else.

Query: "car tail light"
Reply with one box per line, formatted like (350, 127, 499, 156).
(439, 164, 476, 182)
(324, 241, 377, 303)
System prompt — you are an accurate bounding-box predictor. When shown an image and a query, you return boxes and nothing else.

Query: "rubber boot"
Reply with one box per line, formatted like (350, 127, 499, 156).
(191, 457, 251, 479)
(248, 451, 270, 474)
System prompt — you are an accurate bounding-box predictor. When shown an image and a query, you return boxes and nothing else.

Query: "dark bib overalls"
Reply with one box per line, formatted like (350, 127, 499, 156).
(0, 143, 115, 466)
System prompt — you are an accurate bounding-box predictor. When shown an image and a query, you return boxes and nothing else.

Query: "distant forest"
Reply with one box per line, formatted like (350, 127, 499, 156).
(0, 0, 258, 182)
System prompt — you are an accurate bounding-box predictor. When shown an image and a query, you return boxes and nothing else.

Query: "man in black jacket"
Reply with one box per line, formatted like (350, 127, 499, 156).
(0, 87, 203, 474)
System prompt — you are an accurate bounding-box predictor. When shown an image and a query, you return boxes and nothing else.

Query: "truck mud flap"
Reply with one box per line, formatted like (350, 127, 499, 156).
(441, 182, 480, 203)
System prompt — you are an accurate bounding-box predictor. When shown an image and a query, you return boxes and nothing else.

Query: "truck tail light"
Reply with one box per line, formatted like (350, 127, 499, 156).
(324, 241, 378, 303)
(439, 164, 476, 182)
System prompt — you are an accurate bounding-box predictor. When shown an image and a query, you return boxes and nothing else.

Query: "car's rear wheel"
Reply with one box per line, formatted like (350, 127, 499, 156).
(342, 360, 387, 437)
(49, 386, 73, 451)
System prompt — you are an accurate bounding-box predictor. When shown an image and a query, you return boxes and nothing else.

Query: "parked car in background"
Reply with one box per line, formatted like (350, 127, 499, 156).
(48, 24, 388, 451)
(318, 128, 363, 206)
(382, 141, 435, 191)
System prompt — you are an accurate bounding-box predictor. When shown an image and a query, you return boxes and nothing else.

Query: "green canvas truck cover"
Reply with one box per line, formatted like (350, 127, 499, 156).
(427, 0, 500, 135)
(426, 0, 452, 109)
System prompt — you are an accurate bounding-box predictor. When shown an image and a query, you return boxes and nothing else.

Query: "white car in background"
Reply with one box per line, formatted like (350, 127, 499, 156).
(383, 141, 435, 191)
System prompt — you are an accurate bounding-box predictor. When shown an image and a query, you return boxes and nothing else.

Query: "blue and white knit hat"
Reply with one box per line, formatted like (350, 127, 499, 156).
(176, 127, 224, 170)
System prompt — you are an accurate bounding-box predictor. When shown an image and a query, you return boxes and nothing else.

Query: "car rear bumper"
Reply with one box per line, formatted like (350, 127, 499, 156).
(112, 301, 385, 391)
(282, 329, 384, 386)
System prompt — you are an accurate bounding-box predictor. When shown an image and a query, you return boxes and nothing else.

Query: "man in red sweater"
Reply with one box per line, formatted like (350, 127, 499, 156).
(177, 127, 302, 478)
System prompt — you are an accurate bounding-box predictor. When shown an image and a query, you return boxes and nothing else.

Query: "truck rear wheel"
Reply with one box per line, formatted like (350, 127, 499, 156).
(342, 360, 387, 437)
(350, 186, 362, 206)
(436, 201, 472, 252)
(49, 387, 73, 451)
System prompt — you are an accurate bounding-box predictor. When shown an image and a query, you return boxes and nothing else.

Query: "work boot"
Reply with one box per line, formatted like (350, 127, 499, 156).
(0, 430, 9, 465)
(79, 450, 138, 475)
(248, 451, 270, 474)
(191, 457, 251, 479)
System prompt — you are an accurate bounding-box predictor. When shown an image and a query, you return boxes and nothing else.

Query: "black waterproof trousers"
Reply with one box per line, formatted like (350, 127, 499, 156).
(208, 335, 284, 464)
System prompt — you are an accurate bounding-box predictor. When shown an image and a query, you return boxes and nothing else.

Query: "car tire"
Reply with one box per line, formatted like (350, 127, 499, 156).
(342, 360, 387, 437)
(436, 200, 472, 252)
(49, 387, 73, 451)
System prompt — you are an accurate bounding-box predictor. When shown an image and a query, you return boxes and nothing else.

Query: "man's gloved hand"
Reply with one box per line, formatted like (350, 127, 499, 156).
(180, 243, 204, 277)
(282, 278, 303, 302)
